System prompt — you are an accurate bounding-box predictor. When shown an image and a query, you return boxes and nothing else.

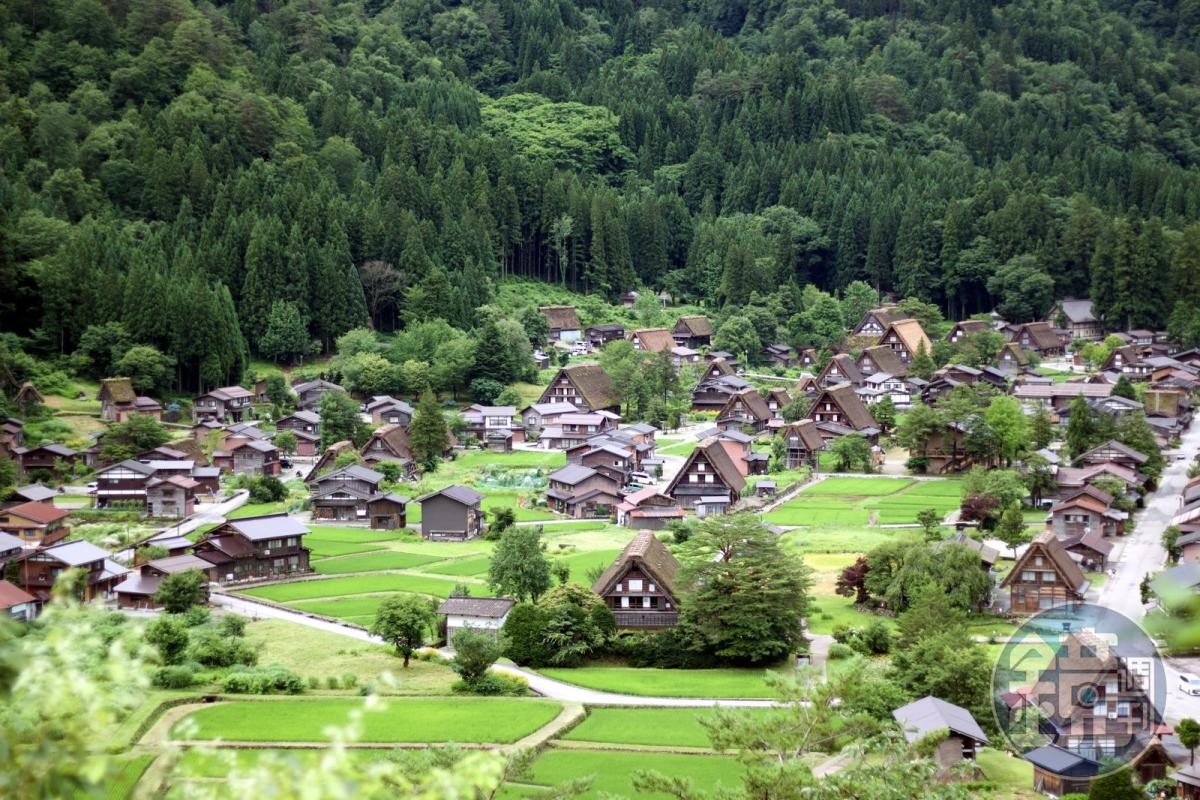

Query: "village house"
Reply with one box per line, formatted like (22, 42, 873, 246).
(806, 383, 880, 442)
(14, 382, 43, 417)
(1101, 345, 1146, 376)
(194, 513, 310, 583)
(1059, 530, 1112, 572)
(192, 385, 254, 423)
(1013, 383, 1113, 413)
(0, 531, 24, 564)
(519, 401, 579, 436)
(437, 597, 516, 640)
(366, 493, 409, 530)
(570, 442, 634, 484)
(1047, 493, 1127, 538)
(97, 378, 162, 422)
(591, 530, 681, 629)
(216, 439, 280, 477)
(672, 315, 713, 348)
(626, 327, 675, 354)
(695, 427, 766, 476)
(1077, 440, 1150, 474)
(851, 305, 905, 338)
(892, 696, 989, 773)
(11, 484, 56, 504)
(93, 459, 156, 509)
(1009, 321, 1067, 357)
(764, 388, 791, 420)
(857, 373, 916, 409)
(1022, 746, 1102, 797)
(760, 343, 794, 368)
(539, 305, 582, 342)
(1049, 298, 1103, 341)
(365, 396, 413, 426)
(945, 319, 990, 344)
(0, 580, 38, 622)
(113, 554, 217, 609)
(616, 487, 684, 529)
(1000, 532, 1089, 613)
(691, 371, 751, 413)
(857, 345, 908, 380)
(1, 416, 25, 457)
(540, 412, 618, 450)
(146, 475, 199, 519)
(665, 437, 746, 511)
(779, 420, 824, 470)
(13, 443, 78, 477)
(359, 424, 418, 474)
(292, 378, 345, 411)
(816, 353, 863, 389)
(274, 410, 321, 456)
(218, 422, 271, 450)
(308, 464, 385, 522)
(16, 540, 128, 602)
(545, 465, 622, 519)
(306, 440, 356, 482)
(0, 501, 70, 547)
(417, 485, 485, 540)
(670, 344, 701, 368)
(586, 323, 626, 348)
(995, 342, 1031, 374)
(876, 319, 933, 363)
(460, 404, 520, 449)
(716, 388, 773, 433)
(537, 364, 621, 414)
(917, 421, 978, 475)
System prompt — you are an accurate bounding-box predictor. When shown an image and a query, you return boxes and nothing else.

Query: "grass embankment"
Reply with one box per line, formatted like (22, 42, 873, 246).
(536, 666, 778, 698)
(241, 573, 491, 603)
(505, 750, 742, 799)
(173, 698, 561, 743)
(562, 707, 727, 748)
(763, 476, 961, 527)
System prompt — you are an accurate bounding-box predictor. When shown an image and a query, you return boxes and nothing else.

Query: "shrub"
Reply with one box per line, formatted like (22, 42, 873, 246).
(181, 606, 211, 627)
(307, 676, 320, 689)
(501, 603, 552, 667)
(451, 628, 505, 686)
(151, 665, 196, 689)
(831, 624, 854, 644)
(186, 628, 258, 668)
(219, 615, 247, 637)
(827, 643, 855, 660)
(452, 672, 528, 696)
(342, 673, 358, 688)
(146, 616, 189, 665)
(220, 666, 305, 695)
(326, 676, 340, 689)
(851, 621, 892, 656)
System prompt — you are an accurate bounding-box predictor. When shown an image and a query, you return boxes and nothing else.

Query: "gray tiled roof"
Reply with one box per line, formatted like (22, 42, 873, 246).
(892, 696, 989, 745)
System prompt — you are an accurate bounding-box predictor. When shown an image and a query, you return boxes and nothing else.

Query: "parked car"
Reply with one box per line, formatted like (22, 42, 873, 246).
(628, 471, 652, 485)
(1179, 673, 1200, 696)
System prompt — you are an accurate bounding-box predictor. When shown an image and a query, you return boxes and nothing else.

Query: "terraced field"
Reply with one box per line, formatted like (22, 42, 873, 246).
(762, 476, 961, 527)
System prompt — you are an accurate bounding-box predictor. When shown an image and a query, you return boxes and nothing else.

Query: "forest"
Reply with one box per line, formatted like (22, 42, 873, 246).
(2, 0, 1200, 392)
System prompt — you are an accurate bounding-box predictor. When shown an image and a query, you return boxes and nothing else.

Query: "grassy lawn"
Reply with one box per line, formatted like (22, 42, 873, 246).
(241, 573, 488, 603)
(801, 477, 914, 495)
(763, 478, 959, 528)
(306, 538, 389, 559)
(247, 618, 456, 694)
(562, 707, 725, 748)
(228, 501, 291, 519)
(172, 748, 392, 778)
(537, 666, 778, 698)
(806, 593, 892, 634)
(304, 526, 406, 543)
(546, 548, 620, 582)
(107, 753, 155, 800)
(976, 747, 1034, 796)
(508, 750, 742, 800)
(174, 698, 562, 743)
(312, 550, 446, 574)
(778, 525, 921, 554)
(283, 595, 400, 625)
(424, 554, 492, 577)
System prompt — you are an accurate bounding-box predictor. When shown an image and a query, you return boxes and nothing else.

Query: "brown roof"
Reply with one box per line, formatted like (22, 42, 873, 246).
(628, 328, 675, 353)
(1013, 383, 1114, 400)
(15, 382, 43, 405)
(99, 377, 136, 404)
(1001, 531, 1088, 595)
(436, 596, 516, 618)
(539, 305, 581, 330)
(811, 382, 877, 431)
(0, 579, 35, 608)
(948, 320, 989, 339)
(819, 353, 863, 385)
(857, 306, 906, 332)
(781, 420, 825, 451)
(719, 388, 772, 423)
(1000, 342, 1031, 366)
(559, 364, 619, 410)
(669, 437, 747, 497)
(879, 319, 933, 356)
(673, 315, 713, 337)
(591, 530, 681, 597)
(767, 387, 792, 407)
(362, 424, 414, 461)
(860, 345, 908, 377)
(2, 501, 69, 525)
(702, 358, 735, 380)
(1012, 321, 1062, 351)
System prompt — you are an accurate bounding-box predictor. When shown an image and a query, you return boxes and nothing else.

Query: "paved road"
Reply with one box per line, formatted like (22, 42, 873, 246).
(115, 491, 249, 562)
(1092, 422, 1200, 723)
(212, 593, 777, 708)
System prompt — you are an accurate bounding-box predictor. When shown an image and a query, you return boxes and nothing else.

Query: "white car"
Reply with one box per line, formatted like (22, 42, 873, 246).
(85, 482, 98, 493)
(1179, 673, 1200, 696)
(628, 471, 652, 485)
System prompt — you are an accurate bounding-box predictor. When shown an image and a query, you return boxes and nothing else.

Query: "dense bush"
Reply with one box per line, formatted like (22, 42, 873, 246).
(220, 666, 305, 695)
(451, 673, 527, 696)
(151, 665, 196, 689)
(612, 627, 721, 670)
(186, 628, 258, 668)
(827, 643, 855, 660)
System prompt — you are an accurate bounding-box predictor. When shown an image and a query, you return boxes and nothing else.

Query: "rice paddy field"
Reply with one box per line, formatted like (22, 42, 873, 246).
(762, 476, 962, 527)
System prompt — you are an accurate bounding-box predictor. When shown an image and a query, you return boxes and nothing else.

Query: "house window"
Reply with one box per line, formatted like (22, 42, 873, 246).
(642, 597, 651, 608)
(620, 597, 629, 608)
(615, 583, 622, 592)
(1022, 571, 1035, 581)
(1034, 556, 1044, 566)
(1107, 680, 1118, 694)
(648, 584, 656, 592)
(628, 579, 643, 591)
(1041, 572, 1055, 582)
(1116, 702, 1130, 717)
(1094, 701, 1107, 715)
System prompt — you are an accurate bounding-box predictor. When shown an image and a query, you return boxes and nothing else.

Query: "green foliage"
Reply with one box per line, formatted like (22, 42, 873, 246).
(114, 345, 175, 395)
(1085, 766, 1140, 799)
(318, 389, 365, 450)
(369, 595, 434, 667)
(100, 414, 170, 462)
(450, 627, 506, 687)
(408, 390, 449, 469)
(153, 569, 208, 614)
(828, 433, 872, 473)
(220, 666, 306, 695)
(145, 615, 189, 665)
(1178, 718, 1200, 765)
(864, 541, 993, 613)
(259, 301, 311, 364)
(487, 527, 551, 602)
(273, 429, 297, 455)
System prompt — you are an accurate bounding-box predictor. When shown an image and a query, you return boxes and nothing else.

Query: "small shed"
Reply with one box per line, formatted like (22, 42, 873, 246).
(1022, 744, 1100, 797)
(891, 696, 989, 771)
(437, 597, 515, 640)
(367, 493, 409, 530)
(695, 495, 731, 518)
(755, 481, 777, 498)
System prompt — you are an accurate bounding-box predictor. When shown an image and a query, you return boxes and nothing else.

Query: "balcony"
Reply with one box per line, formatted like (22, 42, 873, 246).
(613, 611, 679, 628)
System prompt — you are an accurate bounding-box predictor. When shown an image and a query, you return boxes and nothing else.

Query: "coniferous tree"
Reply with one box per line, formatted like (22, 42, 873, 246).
(408, 390, 449, 469)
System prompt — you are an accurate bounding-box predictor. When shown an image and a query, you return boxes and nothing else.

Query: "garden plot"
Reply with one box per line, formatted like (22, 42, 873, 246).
(172, 698, 562, 744)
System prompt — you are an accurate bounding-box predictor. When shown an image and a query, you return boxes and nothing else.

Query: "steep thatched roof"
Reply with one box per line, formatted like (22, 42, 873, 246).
(99, 377, 136, 404)
(591, 530, 680, 597)
(539, 305, 581, 330)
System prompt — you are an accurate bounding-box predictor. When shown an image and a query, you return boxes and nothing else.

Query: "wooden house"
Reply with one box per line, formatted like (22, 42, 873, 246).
(367, 493, 409, 530)
(359, 424, 417, 473)
(537, 364, 620, 414)
(760, 343, 793, 367)
(113, 554, 216, 609)
(539, 305, 582, 342)
(0, 580, 38, 622)
(1, 417, 25, 457)
(16, 540, 127, 602)
(780, 420, 824, 470)
(98, 378, 161, 422)
(145, 475, 198, 519)
(220, 439, 280, 477)
(1047, 494, 1126, 538)
(194, 513, 310, 583)
(1060, 530, 1113, 571)
(616, 487, 684, 530)
(519, 401, 579, 435)
(857, 345, 908, 380)
(12, 484, 56, 505)
(13, 443, 78, 477)
(365, 396, 413, 426)
(917, 422, 976, 475)
(806, 383, 879, 438)
(626, 328, 675, 354)
(892, 696, 989, 772)
(1013, 382, 1113, 412)
(591, 530, 681, 629)
(852, 305, 905, 338)
(274, 410, 321, 456)
(876, 319, 933, 364)
(996, 342, 1031, 374)
(691, 372, 751, 414)
(291, 379, 345, 411)
(1000, 532, 1089, 613)
(305, 440, 356, 482)
(93, 459, 156, 509)
(1022, 745, 1100, 797)
(945, 320, 990, 344)
(1009, 321, 1066, 356)
(586, 323, 626, 348)
(0, 501, 70, 547)
(14, 382, 43, 416)
(665, 437, 745, 511)
(716, 388, 772, 433)
(192, 386, 254, 423)
(765, 388, 791, 420)
(308, 464, 385, 521)
(438, 597, 516, 640)
(670, 345, 701, 368)
(417, 485, 485, 540)
(1048, 298, 1102, 341)
(1077, 440, 1150, 474)
(816, 354, 863, 389)
(540, 412, 618, 450)
(672, 315, 713, 348)
(545, 465, 622, 519)
(460, 404, 519, 447)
